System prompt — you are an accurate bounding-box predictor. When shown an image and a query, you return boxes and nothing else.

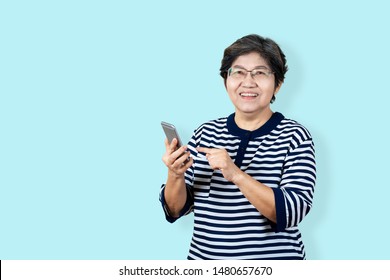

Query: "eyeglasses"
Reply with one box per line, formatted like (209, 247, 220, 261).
(227, 67, 274, 82)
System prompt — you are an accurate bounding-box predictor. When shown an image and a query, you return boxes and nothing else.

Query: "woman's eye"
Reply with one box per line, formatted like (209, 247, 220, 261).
(253, 70, 265, 76)
(235, 70, 246, 75)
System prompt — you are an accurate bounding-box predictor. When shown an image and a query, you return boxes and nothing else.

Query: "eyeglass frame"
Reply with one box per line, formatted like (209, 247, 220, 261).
(227, 66, 275, 81)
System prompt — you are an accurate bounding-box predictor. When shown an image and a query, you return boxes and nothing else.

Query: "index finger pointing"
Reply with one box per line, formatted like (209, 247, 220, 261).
(197, 147, 213, 154)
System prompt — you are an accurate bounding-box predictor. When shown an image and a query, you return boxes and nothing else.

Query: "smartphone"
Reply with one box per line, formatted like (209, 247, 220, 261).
(161, 121, 190, 163)
(161, 121, 184, 148)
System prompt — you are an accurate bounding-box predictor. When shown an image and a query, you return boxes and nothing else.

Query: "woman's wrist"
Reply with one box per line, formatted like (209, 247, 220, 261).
(167, 169, 185, 181)
(230, 167, 246, 185)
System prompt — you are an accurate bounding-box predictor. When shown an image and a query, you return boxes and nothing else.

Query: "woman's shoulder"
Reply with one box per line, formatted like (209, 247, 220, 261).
(278, 115, 313, 142)
(194, 116, 229, 133)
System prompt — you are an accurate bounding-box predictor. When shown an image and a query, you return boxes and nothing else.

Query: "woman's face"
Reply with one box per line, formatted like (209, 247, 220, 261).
(225, 52, 280, 117)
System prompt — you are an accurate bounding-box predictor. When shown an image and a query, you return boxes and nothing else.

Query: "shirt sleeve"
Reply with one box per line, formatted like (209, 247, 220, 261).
(272, 134, 316, 232)
(159, 183, 194, 223)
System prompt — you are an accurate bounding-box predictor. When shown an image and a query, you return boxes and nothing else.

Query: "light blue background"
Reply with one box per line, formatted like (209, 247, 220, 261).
(1, 0, 389, 259)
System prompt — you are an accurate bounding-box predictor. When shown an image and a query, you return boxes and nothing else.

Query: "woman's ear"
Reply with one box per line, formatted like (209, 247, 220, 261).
(270, 83, 282, 104)
(274, 82, 283, 96)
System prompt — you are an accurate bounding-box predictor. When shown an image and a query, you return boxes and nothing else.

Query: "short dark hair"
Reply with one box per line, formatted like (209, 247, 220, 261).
(220, 34, 288, 103)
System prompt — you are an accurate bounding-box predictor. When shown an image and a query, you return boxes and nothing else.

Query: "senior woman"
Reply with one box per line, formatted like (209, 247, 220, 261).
(160, 34, 316, 260)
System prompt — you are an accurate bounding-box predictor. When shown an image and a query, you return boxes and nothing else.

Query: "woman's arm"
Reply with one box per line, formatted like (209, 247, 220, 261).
(162, 138, 193, 217)
(197, 147, 276, 222)
(231, 171, 277, 222)
(197, 137, 316, 230)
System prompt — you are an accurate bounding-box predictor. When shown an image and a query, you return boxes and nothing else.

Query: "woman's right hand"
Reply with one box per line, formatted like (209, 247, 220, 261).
(162, 138, 193, 177)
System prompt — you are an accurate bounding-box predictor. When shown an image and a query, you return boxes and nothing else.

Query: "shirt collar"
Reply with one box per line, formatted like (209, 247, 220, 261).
(227, 112, 284, 138)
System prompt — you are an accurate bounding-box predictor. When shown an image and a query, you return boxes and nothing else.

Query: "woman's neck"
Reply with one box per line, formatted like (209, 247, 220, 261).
(234, 109, 273, 131)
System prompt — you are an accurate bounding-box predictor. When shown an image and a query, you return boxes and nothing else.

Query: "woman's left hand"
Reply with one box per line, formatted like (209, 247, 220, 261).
(197, 147, 241, 182)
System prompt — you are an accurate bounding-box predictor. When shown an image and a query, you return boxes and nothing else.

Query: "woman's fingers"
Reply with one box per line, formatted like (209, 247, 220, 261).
(162, 139, 192, 175)
(197, 147, 232, 171)
(163, 138, 179, 163)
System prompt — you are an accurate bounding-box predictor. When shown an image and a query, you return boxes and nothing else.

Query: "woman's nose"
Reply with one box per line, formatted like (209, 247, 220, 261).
(242, 72, 257, 87)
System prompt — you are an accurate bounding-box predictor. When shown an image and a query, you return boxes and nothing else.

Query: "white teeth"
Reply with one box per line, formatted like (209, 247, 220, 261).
(240, 93, 258, 97)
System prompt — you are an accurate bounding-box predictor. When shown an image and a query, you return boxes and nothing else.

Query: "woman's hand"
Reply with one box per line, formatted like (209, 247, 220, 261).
(197, 147, 241, 182)
(197, 146, 276, 222)
(162, 138, 193, 177)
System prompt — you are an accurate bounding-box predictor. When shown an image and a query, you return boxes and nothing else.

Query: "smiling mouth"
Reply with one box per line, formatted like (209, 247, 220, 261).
(240, 93, 259, 97)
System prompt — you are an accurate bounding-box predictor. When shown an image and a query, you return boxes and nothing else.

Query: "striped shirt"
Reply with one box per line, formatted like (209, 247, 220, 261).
(160, 112, 316, 260)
